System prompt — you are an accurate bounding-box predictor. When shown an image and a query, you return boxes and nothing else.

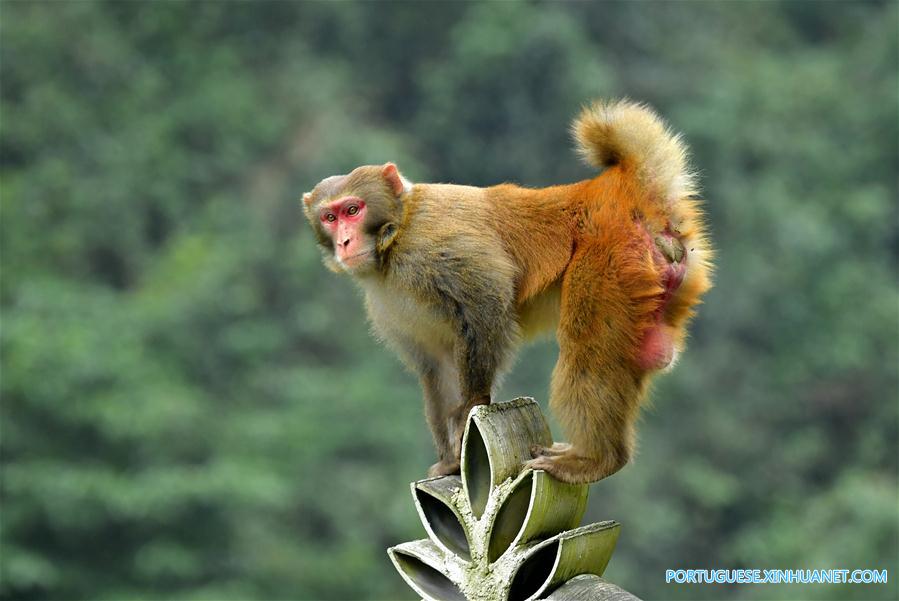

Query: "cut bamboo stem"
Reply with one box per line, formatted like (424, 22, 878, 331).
(388, 397, 641, 601)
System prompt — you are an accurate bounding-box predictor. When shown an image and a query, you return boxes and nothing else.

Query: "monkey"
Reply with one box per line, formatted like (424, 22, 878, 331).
(301, 100, 712, 484)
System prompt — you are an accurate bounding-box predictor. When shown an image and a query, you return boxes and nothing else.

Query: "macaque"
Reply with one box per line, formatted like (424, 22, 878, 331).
(301, 100, 712, 484)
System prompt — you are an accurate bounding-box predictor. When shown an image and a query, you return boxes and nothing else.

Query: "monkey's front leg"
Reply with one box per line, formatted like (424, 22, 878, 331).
(419, 345, 493, 478)
(388, 334, 462, 477)
(444, 306, 515, 467)
(421, 259, 517, 473)
(418, 359, 463, 477)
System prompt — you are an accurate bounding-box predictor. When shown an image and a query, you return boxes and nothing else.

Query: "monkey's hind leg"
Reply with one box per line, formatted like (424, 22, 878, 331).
(529, 442, 572, 457)
(527, 243, 651, 484)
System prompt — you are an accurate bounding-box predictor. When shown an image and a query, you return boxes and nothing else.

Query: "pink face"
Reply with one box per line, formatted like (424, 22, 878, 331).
(318, 196, 370, 269)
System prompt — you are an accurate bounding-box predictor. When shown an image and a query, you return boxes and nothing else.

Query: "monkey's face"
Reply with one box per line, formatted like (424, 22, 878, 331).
(302, 163, 409, 276)
(316, 194, 375, 271)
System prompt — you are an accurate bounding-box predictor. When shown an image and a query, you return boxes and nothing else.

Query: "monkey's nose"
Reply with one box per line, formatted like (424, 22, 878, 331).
(340, 238, 351, 247)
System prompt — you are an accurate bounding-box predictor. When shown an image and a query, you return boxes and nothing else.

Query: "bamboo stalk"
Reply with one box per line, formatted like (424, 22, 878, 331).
(487, 470, 587, 563)
(461, 398, 552, 518)
(387, 539, 465, 601)
(544, 575, 641, 600)
(507, 521, 621, 600)
(387, 398, 639, 601)
(413, 476, 472, 561)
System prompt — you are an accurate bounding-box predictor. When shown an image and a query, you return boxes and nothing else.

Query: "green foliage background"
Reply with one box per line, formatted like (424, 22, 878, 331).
(1, 2, 896, 600)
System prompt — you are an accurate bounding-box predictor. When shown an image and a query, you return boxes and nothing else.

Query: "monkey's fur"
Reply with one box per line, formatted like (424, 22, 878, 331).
(302, 100, 712, 484)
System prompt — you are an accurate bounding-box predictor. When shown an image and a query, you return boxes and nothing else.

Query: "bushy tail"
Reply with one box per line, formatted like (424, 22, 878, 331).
(572, 99, 696, 204)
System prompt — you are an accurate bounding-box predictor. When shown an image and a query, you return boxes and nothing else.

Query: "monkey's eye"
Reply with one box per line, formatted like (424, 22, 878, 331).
(324, 213, 336, 223)
(347, 205, 359, 216)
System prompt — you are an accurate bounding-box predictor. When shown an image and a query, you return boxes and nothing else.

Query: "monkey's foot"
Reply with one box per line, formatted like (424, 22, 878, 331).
(525, 452, 613, 485)
(428, 459, 461, 478)
(529, 442, 572, 457)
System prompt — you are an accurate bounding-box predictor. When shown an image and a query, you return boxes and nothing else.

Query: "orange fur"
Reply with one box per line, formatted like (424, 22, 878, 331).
(497, 102, 712, 482)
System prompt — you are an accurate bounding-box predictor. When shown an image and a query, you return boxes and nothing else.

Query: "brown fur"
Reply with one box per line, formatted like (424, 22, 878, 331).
(302, 100, 713, 483)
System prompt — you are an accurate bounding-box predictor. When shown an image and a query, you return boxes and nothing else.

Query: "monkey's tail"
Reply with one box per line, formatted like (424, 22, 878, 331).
(572, 99, 697, 205)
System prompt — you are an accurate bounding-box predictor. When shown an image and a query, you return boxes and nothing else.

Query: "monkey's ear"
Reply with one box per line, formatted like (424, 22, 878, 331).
(301, 191, 315, 219)
(377, 222, 399, 253)
(382, 163, 413, 197)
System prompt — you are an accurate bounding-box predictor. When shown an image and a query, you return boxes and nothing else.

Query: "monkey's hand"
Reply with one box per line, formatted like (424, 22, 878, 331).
(428, 459, 461, 478)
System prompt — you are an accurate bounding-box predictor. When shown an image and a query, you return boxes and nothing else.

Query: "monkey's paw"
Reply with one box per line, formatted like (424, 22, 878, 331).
(530, 442, 572, 457)
(525, 452, 603, 485)
(427, 459, 460, 478)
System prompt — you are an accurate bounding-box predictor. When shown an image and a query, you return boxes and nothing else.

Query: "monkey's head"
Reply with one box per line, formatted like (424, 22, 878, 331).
(302, 163, 412, 276)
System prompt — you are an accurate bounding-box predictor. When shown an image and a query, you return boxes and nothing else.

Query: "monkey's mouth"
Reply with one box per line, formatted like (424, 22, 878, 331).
(340, 250, 373, 268)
